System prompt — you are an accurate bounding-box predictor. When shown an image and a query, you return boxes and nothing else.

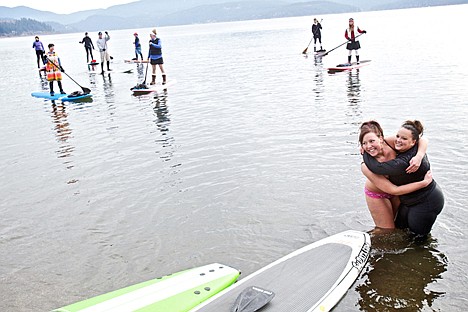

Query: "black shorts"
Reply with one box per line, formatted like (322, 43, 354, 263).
(150, 57, 164, 65)
(346, 41, 361, 50)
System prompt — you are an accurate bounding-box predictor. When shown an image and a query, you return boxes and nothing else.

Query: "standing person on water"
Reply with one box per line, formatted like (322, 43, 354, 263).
(133, 32, 144, 61)
(32, 36, 46, 68)
(148, 28, 166, 85)
(96, 31, 112, 74)
(44, 43, 65, 96)
(345, 18, 366, 64)
(312, 18, 324, 52)
(79, 32, 95, 63)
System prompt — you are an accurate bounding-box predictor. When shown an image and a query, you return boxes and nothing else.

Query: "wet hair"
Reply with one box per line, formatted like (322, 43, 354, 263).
(359, 120, 384, 144)
(401, 120, 424, 141)
(35, 36, 39, 39)
(48, 43, 54, 48)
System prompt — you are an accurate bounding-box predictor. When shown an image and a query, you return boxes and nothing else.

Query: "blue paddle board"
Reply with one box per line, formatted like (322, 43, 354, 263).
(31, 92, 92, 101)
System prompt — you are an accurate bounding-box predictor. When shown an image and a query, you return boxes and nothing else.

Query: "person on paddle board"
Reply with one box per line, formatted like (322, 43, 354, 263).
(360, 120, 445, 237)
(133, 32, 144, 61)
(345, 18, 366, 64)
(359, 121, 431, 231)
(148, 28, 166, 85)
(44, 43, 65, 96)
(96, 31, 112, 74)
(312, 18, 323, 52)
(79, 32, 95, 63)
(32, 36, 46, 68)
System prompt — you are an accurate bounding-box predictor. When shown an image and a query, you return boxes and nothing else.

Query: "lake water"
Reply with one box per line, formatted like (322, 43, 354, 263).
(1, 4, 467, 311)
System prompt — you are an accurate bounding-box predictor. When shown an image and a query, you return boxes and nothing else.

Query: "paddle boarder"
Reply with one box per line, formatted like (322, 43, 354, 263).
(44, 43, 65, 96)
(79, 32, 95, 63)
(97, 31, 112, 74)
(312, 18, 323, 52)
(148, 28, 166, 85)
(32, 36, 46, 68)
(133, 32, 144, 61)
(345, 18, 366, 64)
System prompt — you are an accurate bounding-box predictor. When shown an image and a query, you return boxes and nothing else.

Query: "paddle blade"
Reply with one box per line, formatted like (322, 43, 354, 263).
(82, 87, 91, 94)
(302, 47, 308, 54)
(231, 286, 275, 312)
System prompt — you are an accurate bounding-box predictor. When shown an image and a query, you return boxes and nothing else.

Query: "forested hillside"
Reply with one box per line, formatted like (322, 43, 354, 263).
(0, 18, 53, 37)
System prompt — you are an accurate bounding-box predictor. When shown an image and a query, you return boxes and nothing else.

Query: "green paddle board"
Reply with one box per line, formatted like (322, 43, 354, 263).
(52, 263, 240, 312)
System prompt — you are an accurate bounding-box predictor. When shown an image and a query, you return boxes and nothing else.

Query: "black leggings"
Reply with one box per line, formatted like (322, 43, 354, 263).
(36, 50, 45, 67)
(314, 36, 321, 44)
(85, 46, 94, 62)
(395, 183, 444, 236)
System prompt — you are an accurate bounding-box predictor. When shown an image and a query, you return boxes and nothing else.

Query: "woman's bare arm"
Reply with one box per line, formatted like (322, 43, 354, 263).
(361, 163, 432, 195)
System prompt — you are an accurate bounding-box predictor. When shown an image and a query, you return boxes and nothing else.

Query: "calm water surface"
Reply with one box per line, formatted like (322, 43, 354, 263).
(1, 4, 467, 311)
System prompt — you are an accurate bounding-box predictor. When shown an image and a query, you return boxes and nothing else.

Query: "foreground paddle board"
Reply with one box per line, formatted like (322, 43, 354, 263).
(52, 263, 240, 312)
(31, 92, 92, 102)
(132, 80, 177, 95)
(191, 230, 371, 312)
(328, 60, 371, 72)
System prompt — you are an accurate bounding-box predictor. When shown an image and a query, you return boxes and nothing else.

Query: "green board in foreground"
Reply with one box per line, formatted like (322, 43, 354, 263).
(52, 263, 240, 312)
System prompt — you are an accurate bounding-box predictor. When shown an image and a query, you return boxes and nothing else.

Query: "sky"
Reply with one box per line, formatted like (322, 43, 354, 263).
(0, 0, 138, 14)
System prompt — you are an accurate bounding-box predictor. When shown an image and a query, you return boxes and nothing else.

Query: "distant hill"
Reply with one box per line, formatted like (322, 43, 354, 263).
(1, 0, 467, 37)
(0, 17, 53, 37)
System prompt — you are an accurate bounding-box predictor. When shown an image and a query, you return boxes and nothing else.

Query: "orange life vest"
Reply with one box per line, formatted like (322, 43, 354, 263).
(45, 52, 62, 81)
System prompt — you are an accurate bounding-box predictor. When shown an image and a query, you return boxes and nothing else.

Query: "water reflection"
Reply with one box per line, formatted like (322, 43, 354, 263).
(152, 92, 174, 162)
(50, 103, 75, 171)
(357, 230, 448, 311)
(347, 70, 361, 105)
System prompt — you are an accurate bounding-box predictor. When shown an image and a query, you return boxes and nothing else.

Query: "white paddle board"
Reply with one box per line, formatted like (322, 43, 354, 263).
(132, 79, 177, 95)
(191, 230, 371, 312)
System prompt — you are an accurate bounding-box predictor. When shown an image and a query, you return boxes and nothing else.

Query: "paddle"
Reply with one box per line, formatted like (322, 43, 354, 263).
(322, 32, 365, 57)
(45, 58, 91, 94)
(231, 286, 275, 312)
(302, 19, 322, 54)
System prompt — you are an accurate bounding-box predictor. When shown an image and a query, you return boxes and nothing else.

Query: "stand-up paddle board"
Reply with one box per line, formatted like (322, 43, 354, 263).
(191, 230, 371, 312)
(124, 59, 149, 64)
(52, 263, 240, 312)
(131, 80, 177, 95)
(327, 60, 371, 73)
(31, 92, 92, 102)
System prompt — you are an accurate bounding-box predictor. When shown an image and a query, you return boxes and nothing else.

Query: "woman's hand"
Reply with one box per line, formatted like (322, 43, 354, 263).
(406, 154, 422, 173)
(423, 170, 433, 186)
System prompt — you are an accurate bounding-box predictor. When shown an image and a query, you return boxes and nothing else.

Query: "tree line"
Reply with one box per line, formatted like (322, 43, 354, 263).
(0, 18, 53, 37)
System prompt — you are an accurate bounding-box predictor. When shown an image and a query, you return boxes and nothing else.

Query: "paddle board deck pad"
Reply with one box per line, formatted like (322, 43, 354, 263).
(124, 59, 149, 63)
(191, 230, 371, 312)
(52, 263, 240, 312)
(328, 60, 371, 72)
(31, 92, 92, 101)
(132, 80, 177, 95)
